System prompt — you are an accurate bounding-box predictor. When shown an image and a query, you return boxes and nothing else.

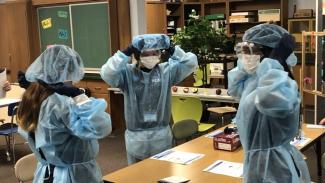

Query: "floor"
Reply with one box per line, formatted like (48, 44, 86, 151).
(0, 113, 324, 183)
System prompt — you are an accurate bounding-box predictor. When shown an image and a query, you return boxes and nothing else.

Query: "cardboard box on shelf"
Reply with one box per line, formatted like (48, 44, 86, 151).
(258, 9, 280, 22)
(294, 9, 313, 18)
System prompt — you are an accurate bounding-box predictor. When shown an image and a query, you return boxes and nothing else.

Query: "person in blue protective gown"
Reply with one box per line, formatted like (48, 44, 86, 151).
(228, 23, 311, 183)
(17, 45, 112, 183)
(100, 34, 198, 164)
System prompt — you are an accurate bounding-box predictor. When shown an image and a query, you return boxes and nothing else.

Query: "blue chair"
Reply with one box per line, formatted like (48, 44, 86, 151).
(0, 103, 19, 163)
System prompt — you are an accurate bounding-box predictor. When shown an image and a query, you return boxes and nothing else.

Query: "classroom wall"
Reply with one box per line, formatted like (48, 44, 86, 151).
(130, 0, 146, 37)
(288, 0, 316, 18)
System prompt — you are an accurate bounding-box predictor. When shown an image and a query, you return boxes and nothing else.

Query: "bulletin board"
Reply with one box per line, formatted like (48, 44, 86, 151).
(37, 2, 110, 71)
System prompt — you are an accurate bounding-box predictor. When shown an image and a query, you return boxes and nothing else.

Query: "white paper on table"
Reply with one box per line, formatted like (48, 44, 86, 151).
(151, 150, 204, 165)
(306, 124, 325, 129)
(290, 137, 311, 147)
(158, 176, 190, 183)
(203, 160, 243, 178)
(0, 69, 7, 98)
(0, 98, 21, 107)
(204, 130, 223, 138)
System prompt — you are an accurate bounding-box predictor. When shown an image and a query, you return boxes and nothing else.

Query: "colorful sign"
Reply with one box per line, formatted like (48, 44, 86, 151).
(57, 11, 68, 18)
(58, 29, 68, 40)
(41, 18, 52, 29)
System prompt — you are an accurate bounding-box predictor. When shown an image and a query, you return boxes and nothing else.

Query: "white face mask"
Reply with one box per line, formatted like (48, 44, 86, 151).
(140, 56, 160, 69)
(242, 54, 261, 74)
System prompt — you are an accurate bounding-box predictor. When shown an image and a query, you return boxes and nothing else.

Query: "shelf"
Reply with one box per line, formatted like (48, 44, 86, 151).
(166, 2, 182, 5)
(230, 9, 258, 13)
(229, 33, 244, 37)
(203, 1, 226, 5)
(147, 1, 181, 5)
(229, 22, 259, 24)
(303, 89, 325, 97)
(183, 2, 201, 5)
(229, 21, 280, 24)
(167, 15, 180, 17)
(288, 18, 315, 20)
(294, 51, 315, 54)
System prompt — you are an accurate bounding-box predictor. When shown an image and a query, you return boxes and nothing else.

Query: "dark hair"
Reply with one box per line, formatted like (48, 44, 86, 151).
(260, 45, 295, 80)
(17, 83, 53, 131)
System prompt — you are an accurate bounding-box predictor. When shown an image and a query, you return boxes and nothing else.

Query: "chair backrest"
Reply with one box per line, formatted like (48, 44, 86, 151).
(172, 119, 198, 140)
(14, 153, 38, 182)
(8, 103, 19, 117)
(193, 67, 203, 87)
(193, 65, 211, 86)
(171, 96, 202, 123)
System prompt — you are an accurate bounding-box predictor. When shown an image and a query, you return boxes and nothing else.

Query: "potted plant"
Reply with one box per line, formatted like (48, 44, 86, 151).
(172, 10, 232, 86)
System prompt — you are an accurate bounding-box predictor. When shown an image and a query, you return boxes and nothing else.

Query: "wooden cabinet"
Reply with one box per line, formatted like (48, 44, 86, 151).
(0, 4, 10, 73)
(146, 2, 167, 33)
(0, 0, 36, 82)
(292, 65, 315, 107)
(146, 2, 184, 35)
(75, 80, 111, 114)
(288, 18, 315, 53)
(300, 31, 325, 123)
(288, 19, 316, 107)
(146, 0, 288, 37)
(228, 0, 288, 37)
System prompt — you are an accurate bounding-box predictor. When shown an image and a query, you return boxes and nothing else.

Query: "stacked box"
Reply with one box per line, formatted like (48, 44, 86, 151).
(258, 9, 280, 22)
(213, 132, 241, 151)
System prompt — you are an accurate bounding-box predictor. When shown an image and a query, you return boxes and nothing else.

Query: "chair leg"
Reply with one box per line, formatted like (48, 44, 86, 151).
(4, 133, 16, 163)
(221, 116, 224, 126)
(5, 135, 11, 162)
(12, 133, 16, 164)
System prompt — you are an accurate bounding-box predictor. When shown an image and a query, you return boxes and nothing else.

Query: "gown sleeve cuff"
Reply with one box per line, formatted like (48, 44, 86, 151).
(73, 93, 91, 106)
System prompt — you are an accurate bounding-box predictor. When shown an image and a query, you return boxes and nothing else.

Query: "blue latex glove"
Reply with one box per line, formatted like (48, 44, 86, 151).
(46, 82, 83, 97)
(18, 71, 31, 89)
(122, 44, 140, 56)
(165, 42, 175, 55)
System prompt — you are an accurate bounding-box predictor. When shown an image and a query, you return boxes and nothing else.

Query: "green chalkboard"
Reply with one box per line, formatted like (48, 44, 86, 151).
(38, 6, 72, 51)
(37, 2, 110, 70)
(71, 3, 110, 69)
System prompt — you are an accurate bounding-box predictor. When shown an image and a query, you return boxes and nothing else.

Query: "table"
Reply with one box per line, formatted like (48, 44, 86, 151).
(108, 86, 236, 103)
(172, 87, 236, 103)
(103, 124, 324, 183)
(0, 98, 21, 108)
(298, 125, 325, 177)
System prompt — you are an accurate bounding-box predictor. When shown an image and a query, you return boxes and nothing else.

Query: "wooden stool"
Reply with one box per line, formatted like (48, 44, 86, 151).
(208, 107, 237, 125)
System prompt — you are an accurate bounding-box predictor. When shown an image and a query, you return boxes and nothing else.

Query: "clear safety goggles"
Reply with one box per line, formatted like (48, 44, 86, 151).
(234, 42, 263, 56)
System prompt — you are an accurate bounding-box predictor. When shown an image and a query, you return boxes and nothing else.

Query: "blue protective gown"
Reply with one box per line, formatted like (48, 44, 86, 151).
(19, 93, 111, 183)
(100, 46, 198, 161)
(228, 58, 310, 183)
